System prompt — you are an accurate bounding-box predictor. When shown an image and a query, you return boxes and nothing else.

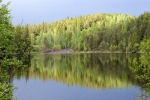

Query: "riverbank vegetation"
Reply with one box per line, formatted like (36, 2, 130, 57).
(0, 1, 31, 99)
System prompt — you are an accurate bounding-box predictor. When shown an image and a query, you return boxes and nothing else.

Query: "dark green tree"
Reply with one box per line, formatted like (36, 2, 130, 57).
(0, 1, 15, 59)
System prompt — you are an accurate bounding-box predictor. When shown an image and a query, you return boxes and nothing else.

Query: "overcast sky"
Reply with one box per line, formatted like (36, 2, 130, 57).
(2, 0, 150, 25)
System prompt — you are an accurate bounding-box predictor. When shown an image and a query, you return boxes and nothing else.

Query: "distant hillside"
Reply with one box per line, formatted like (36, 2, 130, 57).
(15, 12, 150, 52)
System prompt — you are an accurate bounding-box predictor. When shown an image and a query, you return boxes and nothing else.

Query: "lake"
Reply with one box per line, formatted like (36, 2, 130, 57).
(13, 53, 142, 100)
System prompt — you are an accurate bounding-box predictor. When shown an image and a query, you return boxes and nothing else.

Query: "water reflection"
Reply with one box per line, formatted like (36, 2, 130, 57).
(0, 54, 31, 99)
(130, 53, 150, 99)
(14, 53, 139, 89)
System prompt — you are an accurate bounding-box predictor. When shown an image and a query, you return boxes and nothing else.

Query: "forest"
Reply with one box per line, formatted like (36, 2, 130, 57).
(1, 3, 150, 53)
(25, 11, 150, 53)
(0, 2, 150, 55)
(0, 1, 150, 99)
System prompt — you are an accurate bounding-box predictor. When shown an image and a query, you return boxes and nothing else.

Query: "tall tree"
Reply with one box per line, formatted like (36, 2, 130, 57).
(0, 1, 14, 58)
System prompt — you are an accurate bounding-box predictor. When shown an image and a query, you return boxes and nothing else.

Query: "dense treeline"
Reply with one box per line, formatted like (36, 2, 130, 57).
(1, 3, 150, 55)
(17, 12, 150, 52)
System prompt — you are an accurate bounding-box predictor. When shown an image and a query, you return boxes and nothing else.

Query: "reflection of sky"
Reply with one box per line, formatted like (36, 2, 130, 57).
(13, 78, 139, 100)
(2, 0, 150, 25)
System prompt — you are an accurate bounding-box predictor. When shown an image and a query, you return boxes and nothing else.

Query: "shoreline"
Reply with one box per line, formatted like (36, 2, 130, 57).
(33, 49, 145, 54)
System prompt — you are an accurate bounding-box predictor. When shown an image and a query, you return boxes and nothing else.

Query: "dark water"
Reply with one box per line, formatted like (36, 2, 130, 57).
(13, 53, 142, 100)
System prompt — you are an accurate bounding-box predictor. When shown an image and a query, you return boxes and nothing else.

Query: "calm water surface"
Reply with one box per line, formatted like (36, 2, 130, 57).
(13, 53, 141, 100)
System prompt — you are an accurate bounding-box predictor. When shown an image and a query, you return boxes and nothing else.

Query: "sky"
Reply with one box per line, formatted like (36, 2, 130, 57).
(2, 0, 150, 25)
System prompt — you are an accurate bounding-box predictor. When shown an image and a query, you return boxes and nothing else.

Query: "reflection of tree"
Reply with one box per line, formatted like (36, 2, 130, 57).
(130, 54, 150, 99)
(0, 55, 31, 99)
(0, 63, 13, 99)
(16, 53, 139, 89)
